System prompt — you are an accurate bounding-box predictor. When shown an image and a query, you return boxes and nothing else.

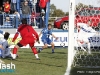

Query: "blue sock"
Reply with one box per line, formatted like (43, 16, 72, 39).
(52, 49, 54, 53)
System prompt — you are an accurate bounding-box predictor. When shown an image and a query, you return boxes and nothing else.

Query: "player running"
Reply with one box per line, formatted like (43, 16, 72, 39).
(77, 20, 98, 54)
(11, 18, 40, 60)
(38, 24, 58, 53)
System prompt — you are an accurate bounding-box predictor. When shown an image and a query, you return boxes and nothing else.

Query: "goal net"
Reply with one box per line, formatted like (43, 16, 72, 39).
(65, 0, 100, 75)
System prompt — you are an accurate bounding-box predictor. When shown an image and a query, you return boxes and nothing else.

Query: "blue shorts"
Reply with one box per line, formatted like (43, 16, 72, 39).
(42, 38, 52, 45)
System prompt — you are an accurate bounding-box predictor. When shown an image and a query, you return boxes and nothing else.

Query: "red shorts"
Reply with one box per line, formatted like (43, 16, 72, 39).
(18, 38, 36, 47)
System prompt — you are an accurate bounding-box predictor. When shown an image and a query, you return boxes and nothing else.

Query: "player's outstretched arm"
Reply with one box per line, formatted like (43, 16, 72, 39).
(52, 34, 58, 40)
(12, 32, 19, 42)
(32, 28, 40, 43)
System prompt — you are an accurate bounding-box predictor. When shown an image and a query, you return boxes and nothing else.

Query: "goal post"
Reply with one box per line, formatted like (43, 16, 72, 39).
(65, 0, 100, 75)
(65, 0, 75, 75)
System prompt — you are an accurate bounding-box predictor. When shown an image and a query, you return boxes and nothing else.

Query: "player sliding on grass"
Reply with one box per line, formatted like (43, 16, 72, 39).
(11, 18, 40, 60)
(0, 32, 12, 58)
(0, 30, 9, 63)
(38, 24, 58, 53)
(77, 20, 98, 54)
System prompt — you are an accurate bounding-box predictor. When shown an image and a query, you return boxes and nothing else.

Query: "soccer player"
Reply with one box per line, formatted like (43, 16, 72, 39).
(11, 18, 40, 60)
(77, 20, 98, 54)
(0, 32, 12, 58)
(38, 24, 58, 53)
(0, 30, 6, 63)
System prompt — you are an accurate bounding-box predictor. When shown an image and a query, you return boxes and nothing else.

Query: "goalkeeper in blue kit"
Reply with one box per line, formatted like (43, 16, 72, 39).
(38, 24, 58, 53)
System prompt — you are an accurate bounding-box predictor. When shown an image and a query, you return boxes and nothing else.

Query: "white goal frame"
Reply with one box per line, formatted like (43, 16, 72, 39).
(64, 0, 75, 75)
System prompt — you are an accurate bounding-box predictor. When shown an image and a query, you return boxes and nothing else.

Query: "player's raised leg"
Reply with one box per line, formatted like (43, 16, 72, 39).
(84, 38, 91, 54)
(38, 39, 48, 53)
(38, 44, 48, 53)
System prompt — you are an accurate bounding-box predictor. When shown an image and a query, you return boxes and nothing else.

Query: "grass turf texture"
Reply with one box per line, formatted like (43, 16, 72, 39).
(0, 48, 67, 75)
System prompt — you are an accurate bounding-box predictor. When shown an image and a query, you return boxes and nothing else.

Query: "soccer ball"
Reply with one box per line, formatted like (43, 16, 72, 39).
(60, 42, 65, 47)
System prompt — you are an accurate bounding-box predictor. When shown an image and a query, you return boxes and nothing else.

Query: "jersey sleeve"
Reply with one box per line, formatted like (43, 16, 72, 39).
(41, 28, 45, 34)
(12, 32, 19, 42)
(32, 28, 39, 41)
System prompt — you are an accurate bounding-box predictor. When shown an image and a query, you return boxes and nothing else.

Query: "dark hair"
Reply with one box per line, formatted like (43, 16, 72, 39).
(4, 32, 10, 40)
(48, 24, 52, 27)
(21, 18, 27, 24)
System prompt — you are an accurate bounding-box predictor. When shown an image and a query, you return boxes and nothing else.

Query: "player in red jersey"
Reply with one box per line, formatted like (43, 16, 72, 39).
(11, 18, 40, 60)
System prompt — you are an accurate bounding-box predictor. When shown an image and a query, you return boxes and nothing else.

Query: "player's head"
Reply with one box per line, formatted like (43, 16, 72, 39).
(87, 20, 92, 26)
(4, 32, 10, 40)
(48, 24, 52, 30)
(21, 18, 27, 24)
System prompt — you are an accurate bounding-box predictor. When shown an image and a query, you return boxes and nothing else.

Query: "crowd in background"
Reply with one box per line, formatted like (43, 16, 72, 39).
(0, 0, 48, 28)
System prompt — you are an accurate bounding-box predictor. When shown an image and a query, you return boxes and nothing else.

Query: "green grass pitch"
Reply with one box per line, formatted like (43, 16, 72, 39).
(1, 48, 100, 75)
(0, 48, 67, 75)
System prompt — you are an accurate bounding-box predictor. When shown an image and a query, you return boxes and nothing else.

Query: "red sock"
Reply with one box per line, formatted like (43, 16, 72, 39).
(13, 47, 18, 54)
(31, 47, 37, 55)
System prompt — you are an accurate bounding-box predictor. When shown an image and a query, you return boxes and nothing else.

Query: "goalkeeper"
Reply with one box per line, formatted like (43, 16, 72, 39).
(11, 18, 40, 60)
(77, 20, 98, 54)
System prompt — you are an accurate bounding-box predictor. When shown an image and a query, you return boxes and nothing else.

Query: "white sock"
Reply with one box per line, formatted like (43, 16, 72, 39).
(10, 52, 16, 59)
(87, 43, 91, 54)
(13, 54, 16, 59)
(35, 54, 39, 58)
(77, 42, 86, 51)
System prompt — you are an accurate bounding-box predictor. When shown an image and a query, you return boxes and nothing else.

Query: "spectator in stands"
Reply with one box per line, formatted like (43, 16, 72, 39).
(21, 0, 31, 20)
(3, 1, 10, 14)
(0, 7, 3, 14)
(3, 0, 7, 5)
(39, 0, 48, 13)
(40, 9, 45, 28)
(29, 0, 37, 12)
(14, 11, 20, 20)
(11, 0, 17, 12)
(4, 16, 12, 26)
(22, 0, 31, 15)
(0, 7, 3, 25)
(31, 9, 36, 26)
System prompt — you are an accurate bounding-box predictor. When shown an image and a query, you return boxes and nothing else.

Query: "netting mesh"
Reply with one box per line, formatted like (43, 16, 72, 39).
(73, 0, 100, 68)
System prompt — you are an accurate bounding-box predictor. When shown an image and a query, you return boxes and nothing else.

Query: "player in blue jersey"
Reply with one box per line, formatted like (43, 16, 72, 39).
(38, 24, 58, 53)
